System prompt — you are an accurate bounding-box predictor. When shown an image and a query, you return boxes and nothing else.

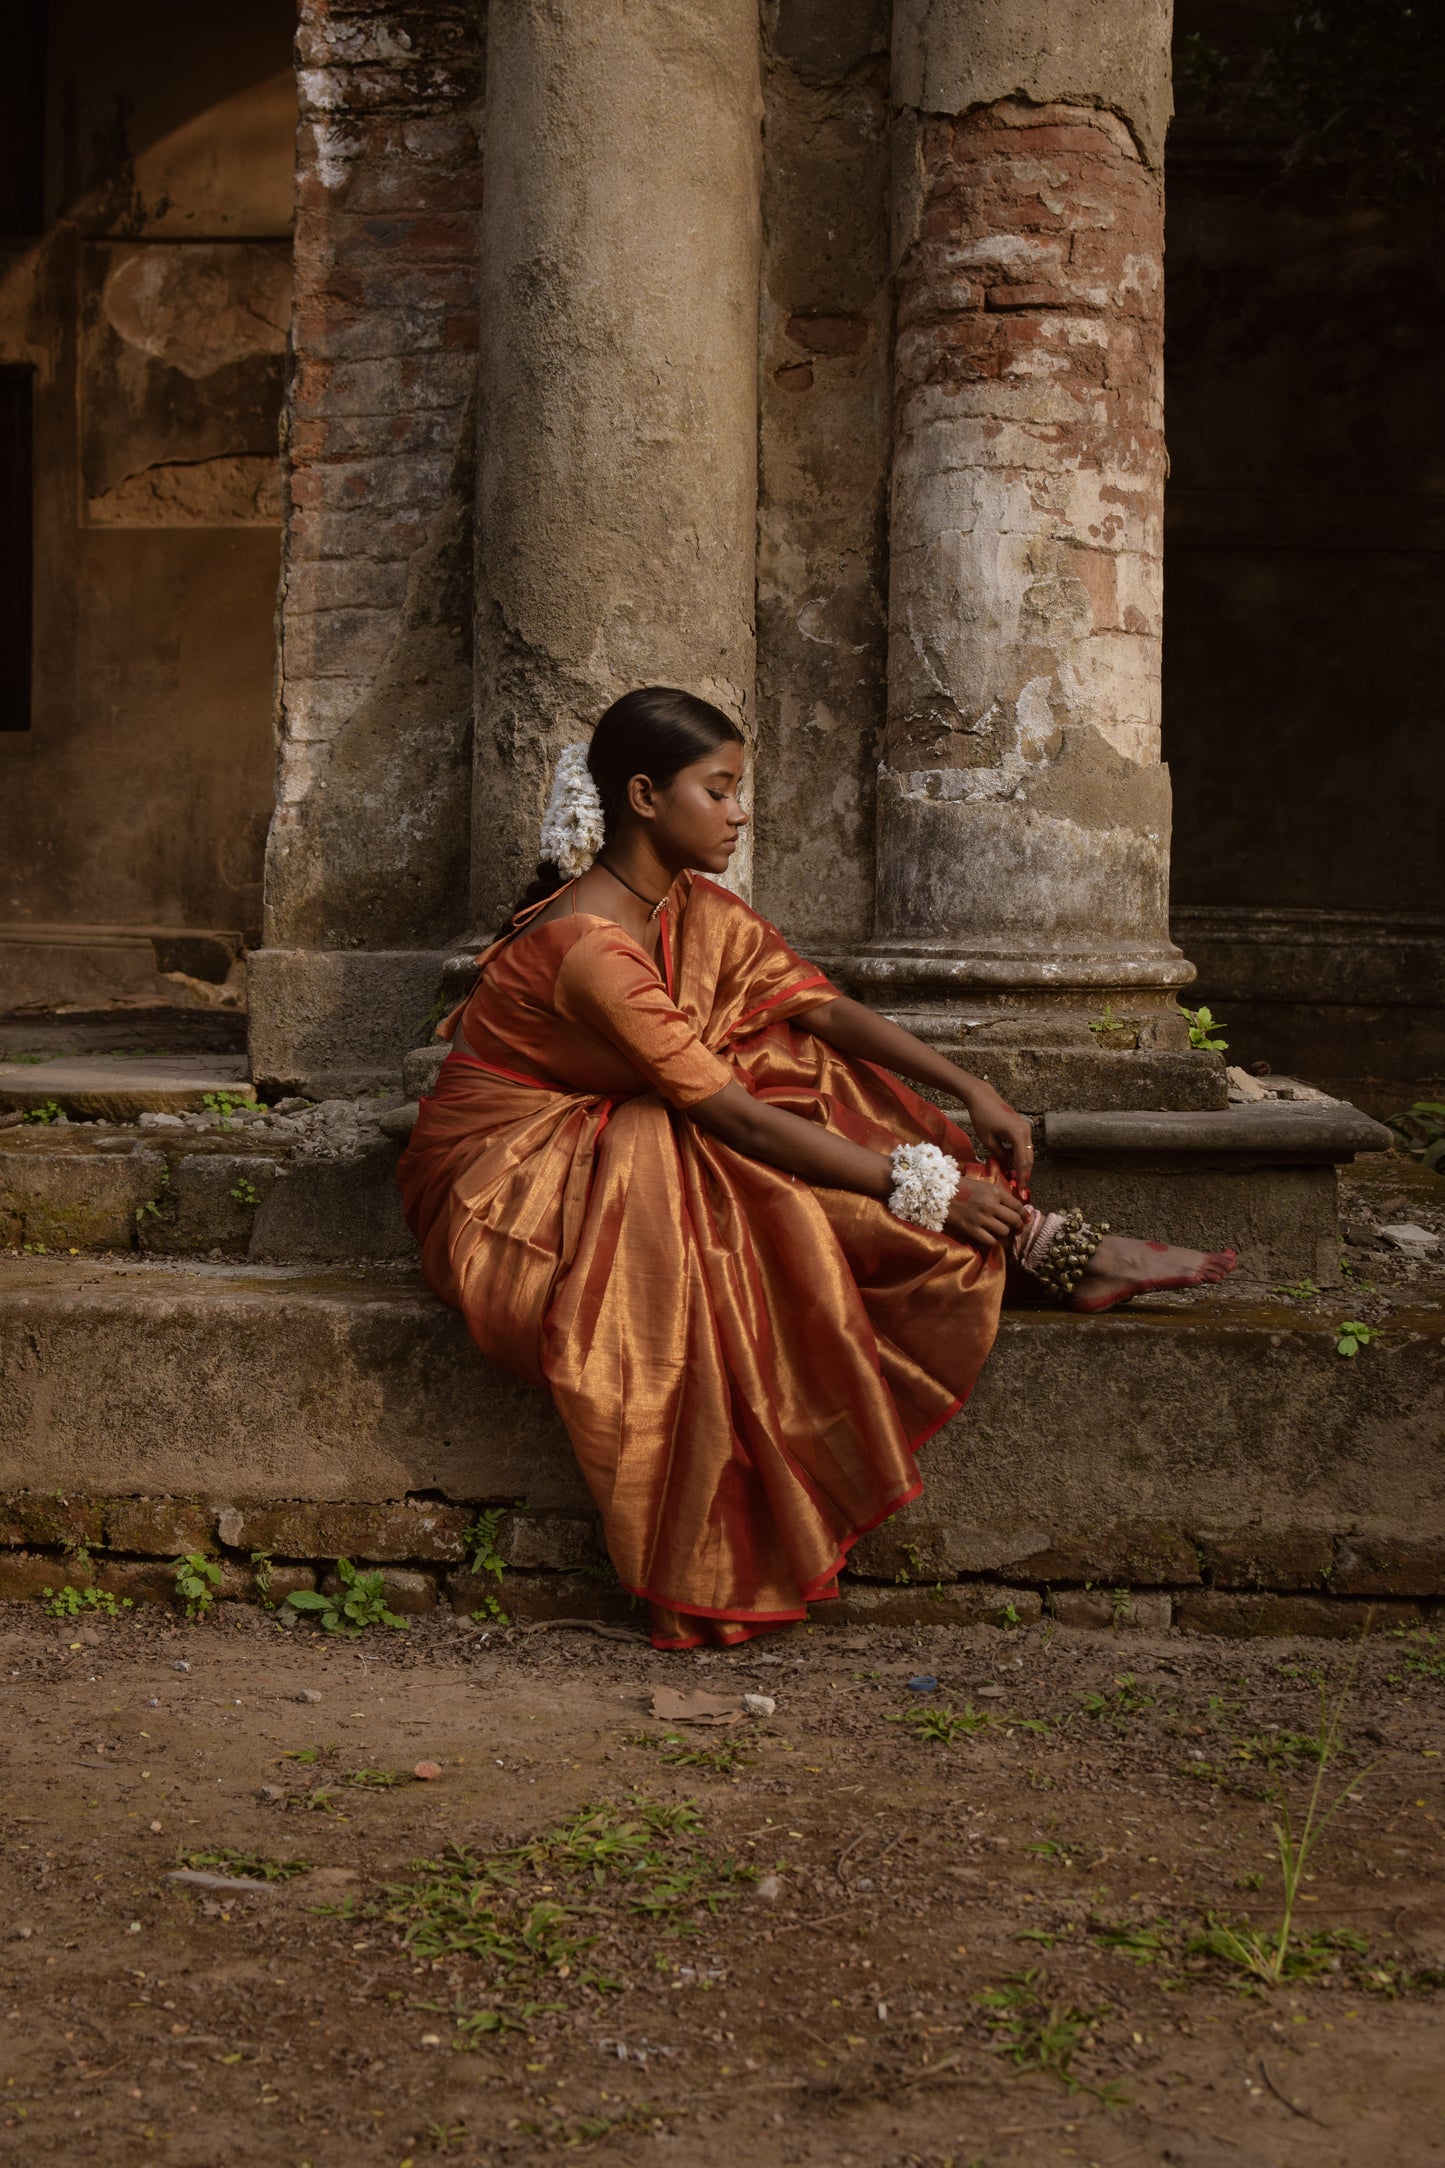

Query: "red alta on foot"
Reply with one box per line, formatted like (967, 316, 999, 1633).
(1069, 1245, 1238, 1314)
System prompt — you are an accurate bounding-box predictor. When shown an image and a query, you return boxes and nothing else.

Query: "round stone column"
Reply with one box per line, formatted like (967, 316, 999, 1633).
(858, 0, 1193, 1042)
(471, 0, 763, 929)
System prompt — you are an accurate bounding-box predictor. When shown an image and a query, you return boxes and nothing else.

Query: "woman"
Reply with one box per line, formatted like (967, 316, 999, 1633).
(399, 688, 1234, 1649)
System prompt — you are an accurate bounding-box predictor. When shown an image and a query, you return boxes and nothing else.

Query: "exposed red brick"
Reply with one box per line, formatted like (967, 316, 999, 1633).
(785, 313, 869, 356)
(223, 1500, 471, 1562)
(447, 1570, 636, 1627)
(832, 1581, 1042, 1628)
(1050, 1590, 1172, 1631)
(0, 1552, 73, 1602)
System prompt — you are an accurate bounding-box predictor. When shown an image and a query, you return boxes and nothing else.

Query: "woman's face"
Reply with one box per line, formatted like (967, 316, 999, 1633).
(632, 740, 749, 874)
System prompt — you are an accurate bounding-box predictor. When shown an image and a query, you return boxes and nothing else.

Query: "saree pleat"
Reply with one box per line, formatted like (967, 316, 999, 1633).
(398, 874, 1006, 1648)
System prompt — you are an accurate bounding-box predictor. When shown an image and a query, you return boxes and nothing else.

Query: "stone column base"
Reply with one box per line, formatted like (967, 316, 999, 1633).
(247, 948, 447, 1098)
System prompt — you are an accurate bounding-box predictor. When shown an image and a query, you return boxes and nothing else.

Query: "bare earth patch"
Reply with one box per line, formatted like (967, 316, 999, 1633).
(3, 1606, 1443, 2167)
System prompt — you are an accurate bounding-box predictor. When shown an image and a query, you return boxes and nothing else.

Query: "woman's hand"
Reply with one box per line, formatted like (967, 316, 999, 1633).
(945, 1172, 1027, 1249)
(962, 1084, 1035, 1191)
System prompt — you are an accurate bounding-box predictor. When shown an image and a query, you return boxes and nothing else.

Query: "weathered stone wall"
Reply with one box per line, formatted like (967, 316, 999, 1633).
(752, 0, 891, 948)
(252, 1, 483, 1091)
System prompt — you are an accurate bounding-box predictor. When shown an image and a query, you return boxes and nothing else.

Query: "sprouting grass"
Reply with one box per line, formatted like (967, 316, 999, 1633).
(1077, 1676, 1157, 1725)
(177, 1846, 309, 1883)
(976, 1970, 1124, 2103)
(624, 1730, 752, 1775)
(370, 1796, 760, 2042)
(1386, 1627, 1445, 1686)
(889, 1701, 1050, 1746)
(345, 1767, 411, 1788)
(1026, 1838, 1084, 1869)
(1088, 1917, 1178, 1966)
(1185, 1654, 1378, 1990)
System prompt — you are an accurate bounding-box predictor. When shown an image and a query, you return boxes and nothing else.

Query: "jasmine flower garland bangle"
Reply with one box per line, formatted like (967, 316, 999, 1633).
(888, 1142, 962, 1231)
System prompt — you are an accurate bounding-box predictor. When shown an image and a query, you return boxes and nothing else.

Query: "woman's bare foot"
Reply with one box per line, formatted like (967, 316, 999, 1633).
(1069, 1234, 1236, 1313)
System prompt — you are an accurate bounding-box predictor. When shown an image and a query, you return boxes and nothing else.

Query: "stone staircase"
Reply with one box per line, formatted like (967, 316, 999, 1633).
(1, 1054, 1441, 1633)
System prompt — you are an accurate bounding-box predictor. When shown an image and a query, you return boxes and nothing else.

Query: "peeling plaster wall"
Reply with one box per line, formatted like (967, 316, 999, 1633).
(752, 0, 891, 947)
(877, 69, 1180, 980)
(0, 4, 294, 969)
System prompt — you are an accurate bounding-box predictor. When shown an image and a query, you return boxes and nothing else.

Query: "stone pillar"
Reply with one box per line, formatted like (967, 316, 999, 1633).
(470, 0, 763, 933)
(838, 0, 1215, 1108)
(249, 0, 483, 1098)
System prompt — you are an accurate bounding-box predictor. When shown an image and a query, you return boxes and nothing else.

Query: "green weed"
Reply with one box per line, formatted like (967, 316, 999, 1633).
(1335, 1319, 1378, 1357)
(1078, 1676, 1157, 1725)
(22, 1101, 63, 1125)
(228, 1175, 260, 1206)
(625, 1730, 751, 1775)
(976, 1970, 1123, 2102)
(202, 1090, 250, 1128)
(462, 1504, 513, 1625)
(1026, 1838, 1083, 1869)
(284, 1557, 411, 1636)
(889, 1702, 999, 1745)
(1179, 1004, 1227, 1053)
(40, 1584, 133, 1619)
(1186, 1658, 1377, 1989)
(173, 1551, 222, 1620)
(1272, 1278, 1320, 1301)
(1088, 1918, 1177, 1966)
(177, 1846, 308, 1883)
(374, 1796, 758, 2040)
(346, 1767, 410, 1788)
(1386, 1627, 1445, 1686)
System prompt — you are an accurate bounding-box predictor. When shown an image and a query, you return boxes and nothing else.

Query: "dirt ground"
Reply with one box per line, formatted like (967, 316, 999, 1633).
(2, 1605, 1442, 2168)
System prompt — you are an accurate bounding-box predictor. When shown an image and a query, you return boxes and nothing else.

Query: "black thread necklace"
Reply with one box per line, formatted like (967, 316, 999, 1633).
(595, 856, 669, 920)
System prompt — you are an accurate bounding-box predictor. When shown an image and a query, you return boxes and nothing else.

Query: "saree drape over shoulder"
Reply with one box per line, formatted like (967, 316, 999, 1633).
(398, 874, 1006, 1649)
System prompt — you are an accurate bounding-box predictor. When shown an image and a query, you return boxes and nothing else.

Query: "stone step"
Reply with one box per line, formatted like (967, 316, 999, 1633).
(0, 1053, 255, 1121)
(1, 1258, 1440, 1624)
(0, 1119, 410, 1261)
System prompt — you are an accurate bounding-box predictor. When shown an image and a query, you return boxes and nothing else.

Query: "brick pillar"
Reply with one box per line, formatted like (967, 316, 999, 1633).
(249, 1, 483, 1096)
(839, 0, 1214, 1110)
(469, 0, 763, 932)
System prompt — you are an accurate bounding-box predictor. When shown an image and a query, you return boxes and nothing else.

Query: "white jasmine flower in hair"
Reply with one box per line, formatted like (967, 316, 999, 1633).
(540, 742, 606, 878)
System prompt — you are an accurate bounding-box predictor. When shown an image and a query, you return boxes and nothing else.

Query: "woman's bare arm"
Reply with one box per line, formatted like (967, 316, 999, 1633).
(798, 996, 1035, 1187)
(687, 1082, 1025, 1247)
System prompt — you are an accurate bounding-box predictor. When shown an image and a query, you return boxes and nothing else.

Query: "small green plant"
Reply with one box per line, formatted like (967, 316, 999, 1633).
(894, 1541, 924, 1586)
(1339, 1255, 1377, 1292)
(625, 1730, 752, 1776)
(1027, 1838, 1082, 1868)
(284, 1557, 410, 1636)
(1078, 1676, 1157, 1725)
(462, 1504, 513, 1625)
(19, 1240, 47, 1254)
(1188, 1656, 1377, 1990)
(229, 1175, 260, 1207)
(1385, 1627, 1445, 1687)
(1272, 1278, 1320, 1301)
(1088, 1918, 1176, 1966)
(1088, 1003, 1125, 1037)
(1000, 1600, 1023, 1627)
(888, 1700, 1047, 1744)
(345, 1766, 410, 1788)
(177, 1846, 308, 1883)
(7, 1051, 44, 1064)
(1385, 1100, 1445, 1172)
(135, 1197, 163, 1224)
(1178, 1004, 1227, 1053)
(1335, 1319, 1377, 1357)
(976, 1971, 1122, 2102)
(173, 1551, 222, 1620)
(250, 1549, 276, 1609)
(202, 1090, 250, 1128)
(1109, 1588, 1131, 1630)
(22, 1100, 63, 1124)
(40, 1583, 133, 1619)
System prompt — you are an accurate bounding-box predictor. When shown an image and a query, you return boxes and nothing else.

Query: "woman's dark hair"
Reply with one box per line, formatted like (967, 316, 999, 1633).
(504, 686, 744, 929)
